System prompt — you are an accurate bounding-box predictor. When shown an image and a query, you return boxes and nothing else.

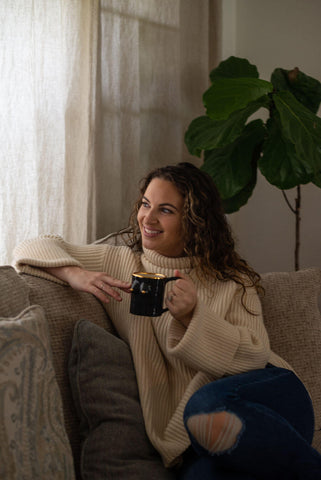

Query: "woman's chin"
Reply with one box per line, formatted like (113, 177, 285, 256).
(142, 239, 158, 252)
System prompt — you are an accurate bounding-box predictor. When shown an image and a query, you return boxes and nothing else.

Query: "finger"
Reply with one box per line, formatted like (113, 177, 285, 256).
(121, 286, 133, 294)
(165, 295, 176, 310)
(98, 281, 123, 301)
(173, 270, 191, 288)
(173, 271, 195, 294)
(90, 285, 110, 304)
(166, 292, 174, 303)
(174, 269, 189, 279)
(167, 291, 188, 311)
(99, 275, 132, 298)
(172, 280, 189, 296)
(102, 275, 131, 290)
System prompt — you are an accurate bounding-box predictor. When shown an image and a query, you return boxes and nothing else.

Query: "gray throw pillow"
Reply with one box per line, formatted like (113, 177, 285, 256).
(68, 319, 175, 480)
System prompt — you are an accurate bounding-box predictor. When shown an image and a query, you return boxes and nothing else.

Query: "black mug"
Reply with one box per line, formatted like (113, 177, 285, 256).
(130, 272, 179, 317)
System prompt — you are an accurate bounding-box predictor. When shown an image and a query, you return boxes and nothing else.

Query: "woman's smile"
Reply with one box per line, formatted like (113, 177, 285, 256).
(143, 226, 162, 236)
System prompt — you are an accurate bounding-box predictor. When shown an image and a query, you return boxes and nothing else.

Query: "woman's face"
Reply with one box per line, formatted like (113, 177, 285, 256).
(137, 177, 185, 257)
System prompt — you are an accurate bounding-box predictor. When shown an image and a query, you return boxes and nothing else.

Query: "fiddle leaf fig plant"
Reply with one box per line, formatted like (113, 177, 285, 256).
(185, 56, 321, 269)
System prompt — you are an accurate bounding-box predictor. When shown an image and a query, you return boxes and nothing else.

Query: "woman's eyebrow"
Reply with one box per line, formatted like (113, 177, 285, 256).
(142, 196, 178, 211)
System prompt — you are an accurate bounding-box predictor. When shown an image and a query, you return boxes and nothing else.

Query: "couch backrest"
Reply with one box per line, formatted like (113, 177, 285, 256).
(260, 268, 321, 452)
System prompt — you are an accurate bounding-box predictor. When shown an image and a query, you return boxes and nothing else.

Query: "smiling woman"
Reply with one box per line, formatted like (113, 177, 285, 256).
(13, 162, 321, 479)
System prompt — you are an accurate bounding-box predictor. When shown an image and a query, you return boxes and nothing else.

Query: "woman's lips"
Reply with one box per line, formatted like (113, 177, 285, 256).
(143, 226, 162, 237)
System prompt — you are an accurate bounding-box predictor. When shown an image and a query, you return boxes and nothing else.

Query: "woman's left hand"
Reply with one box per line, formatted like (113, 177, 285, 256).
(166, 269, 197, 327)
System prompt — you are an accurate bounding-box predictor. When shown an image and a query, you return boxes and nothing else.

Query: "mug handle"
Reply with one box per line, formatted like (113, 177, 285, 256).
(164, 276, 180, 284)
(161, 276, 180, 313)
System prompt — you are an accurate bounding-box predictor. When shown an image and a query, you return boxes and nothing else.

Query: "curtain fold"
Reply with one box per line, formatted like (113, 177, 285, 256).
(62, 0, 100, 242)
(0, 0, 216, 264)
(96, 0, 211, 238)
(0, 0, 100, 264)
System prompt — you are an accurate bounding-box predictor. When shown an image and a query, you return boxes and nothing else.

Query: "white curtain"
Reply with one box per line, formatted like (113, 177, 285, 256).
(96, 0, 211, 238)
(0, 0, 214, 265)
(0, 0, 99, 264)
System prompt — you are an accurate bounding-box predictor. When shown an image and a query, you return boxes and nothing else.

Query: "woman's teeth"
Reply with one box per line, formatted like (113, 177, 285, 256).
(144, 227, 160, 235)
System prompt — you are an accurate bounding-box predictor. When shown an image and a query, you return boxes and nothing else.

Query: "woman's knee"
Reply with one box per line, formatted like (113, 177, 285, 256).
(186, 410, 243, 455)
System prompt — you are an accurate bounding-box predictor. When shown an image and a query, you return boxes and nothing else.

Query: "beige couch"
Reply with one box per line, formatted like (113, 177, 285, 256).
(0, 255, 321, 479)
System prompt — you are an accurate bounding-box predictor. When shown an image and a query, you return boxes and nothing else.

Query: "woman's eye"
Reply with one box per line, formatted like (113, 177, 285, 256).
(141, 201, 149, 208)
(161, 208, 173, 214)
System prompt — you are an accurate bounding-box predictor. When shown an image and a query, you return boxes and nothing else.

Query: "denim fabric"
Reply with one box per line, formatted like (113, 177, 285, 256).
(180, 366, 321, 480)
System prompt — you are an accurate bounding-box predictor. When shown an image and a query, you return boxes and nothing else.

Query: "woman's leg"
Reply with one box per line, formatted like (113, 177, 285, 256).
(176, 447, 258, 480)
(183, 366, 321, 480)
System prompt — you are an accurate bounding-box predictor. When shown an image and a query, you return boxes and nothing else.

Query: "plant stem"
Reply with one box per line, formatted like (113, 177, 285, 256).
(282, 190, 296, 214)
(282, 186, 301, 271)
(295, 185, 301, 271)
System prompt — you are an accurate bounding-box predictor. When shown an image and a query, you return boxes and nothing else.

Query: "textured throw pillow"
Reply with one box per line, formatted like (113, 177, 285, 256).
(69, 319, 175, 480)
(0, 305, 75, 480)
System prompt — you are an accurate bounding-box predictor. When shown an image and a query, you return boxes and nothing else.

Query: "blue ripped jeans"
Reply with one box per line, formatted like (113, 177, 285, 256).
(179, 366, 321, 480)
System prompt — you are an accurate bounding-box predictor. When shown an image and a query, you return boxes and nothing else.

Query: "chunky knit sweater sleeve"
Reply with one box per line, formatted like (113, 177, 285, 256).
(12, 234, 134, 285)
(166, 280, 271, 378)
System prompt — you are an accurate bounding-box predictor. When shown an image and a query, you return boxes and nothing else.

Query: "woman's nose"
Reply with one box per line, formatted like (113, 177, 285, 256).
(145, 208, 157, 223)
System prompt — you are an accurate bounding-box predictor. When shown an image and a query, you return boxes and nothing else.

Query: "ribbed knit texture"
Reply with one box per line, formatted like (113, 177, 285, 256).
(13, 236, 292, 467)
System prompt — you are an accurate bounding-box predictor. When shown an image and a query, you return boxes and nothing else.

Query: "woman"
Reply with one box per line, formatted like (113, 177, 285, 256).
(13, 162, 321, 479)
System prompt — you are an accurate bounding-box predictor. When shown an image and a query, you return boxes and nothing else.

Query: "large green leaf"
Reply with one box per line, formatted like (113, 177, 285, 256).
(271, 68, 321, 114)
(259, 117, 313, 189)
(221, 169, 257, 214)
(184, 97, 269, 156)
(184, 116, 208, 157)
(204, 78, 273, 121)
(210, 56, 259, 82)
(273, 91, 321, 175)
(201, 120, 265, 199)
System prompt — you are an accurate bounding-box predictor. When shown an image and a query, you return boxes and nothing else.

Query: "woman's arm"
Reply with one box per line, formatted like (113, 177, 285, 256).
(14, 235, 131, 303)
(166, 281, 270, 378)
(44, 265, 131, 303)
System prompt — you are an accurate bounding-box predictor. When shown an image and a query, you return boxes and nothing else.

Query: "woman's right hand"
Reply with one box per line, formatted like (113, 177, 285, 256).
(44, 266, 132, 304)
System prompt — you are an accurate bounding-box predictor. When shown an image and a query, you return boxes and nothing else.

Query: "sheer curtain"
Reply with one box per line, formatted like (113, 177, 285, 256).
(96, 0, 211, 238)
(0, 0, 99, 264)
(0, 0, 215, 265)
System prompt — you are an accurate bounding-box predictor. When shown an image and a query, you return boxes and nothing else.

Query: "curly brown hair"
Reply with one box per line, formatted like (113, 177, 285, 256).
(126, 162, 262, 296)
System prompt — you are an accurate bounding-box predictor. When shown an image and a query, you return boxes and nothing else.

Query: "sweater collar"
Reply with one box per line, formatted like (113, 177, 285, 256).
(141, 247, 194, 272)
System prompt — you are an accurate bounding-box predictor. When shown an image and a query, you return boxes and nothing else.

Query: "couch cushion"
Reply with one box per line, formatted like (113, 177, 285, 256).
(260, 268, 321, 451)
(69, 319, 175, 480)
(0, 305, 75, 479)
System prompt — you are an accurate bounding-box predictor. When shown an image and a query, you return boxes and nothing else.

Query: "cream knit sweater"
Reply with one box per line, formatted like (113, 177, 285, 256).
(13, 235, 292, 467)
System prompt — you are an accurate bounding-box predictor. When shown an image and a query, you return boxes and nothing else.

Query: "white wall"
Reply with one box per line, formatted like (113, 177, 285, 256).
(219, 0, 321, 273)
